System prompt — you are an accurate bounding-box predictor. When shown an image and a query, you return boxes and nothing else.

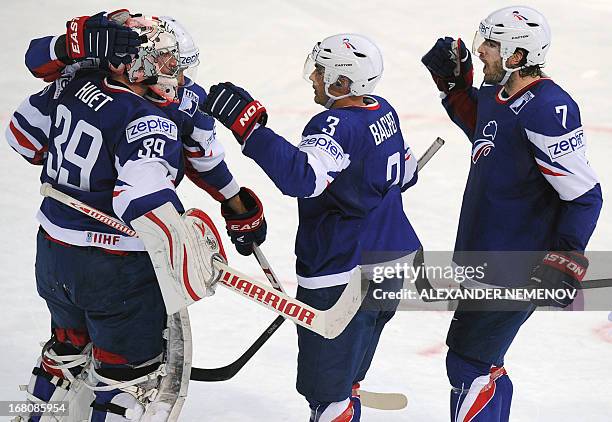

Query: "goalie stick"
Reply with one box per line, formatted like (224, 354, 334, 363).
(40, 183, 362, 340)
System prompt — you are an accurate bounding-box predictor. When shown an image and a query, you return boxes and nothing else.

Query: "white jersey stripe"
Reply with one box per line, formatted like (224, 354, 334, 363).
(6, 126, 35, 158)
(526, 127, 598, 200)
(298, 133, 351, 198)
(16, 98, 52, 137)
(297, 266, 358, 289)
(37, 210, 145, 251)
(218, 178, 240, 199)
(10, 116, 44, 150)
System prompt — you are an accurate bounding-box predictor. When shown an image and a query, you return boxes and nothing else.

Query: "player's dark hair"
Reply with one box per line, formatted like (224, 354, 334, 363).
(515, 48, 545, 78)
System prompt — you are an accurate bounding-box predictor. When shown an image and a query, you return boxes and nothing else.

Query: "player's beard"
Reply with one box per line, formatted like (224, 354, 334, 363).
(483, 57, 505, 84)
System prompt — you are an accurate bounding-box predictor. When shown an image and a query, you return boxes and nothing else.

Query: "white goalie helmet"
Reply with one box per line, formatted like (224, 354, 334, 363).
(303, 33, 384, 101)
(473, 6, 551, 83)
(160, 16, 200, 82)
(124, 18, 181, 102)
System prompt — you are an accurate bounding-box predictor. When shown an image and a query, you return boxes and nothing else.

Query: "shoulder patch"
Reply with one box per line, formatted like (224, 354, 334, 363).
(178, 88, 199, 116)
(509, 91, 535, 115)
(125, 115, 178, 143)
(299, 133, 346, 165)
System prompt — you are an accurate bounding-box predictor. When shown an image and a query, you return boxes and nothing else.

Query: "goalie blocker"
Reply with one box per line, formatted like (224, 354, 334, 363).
(131, 203, 228, 315)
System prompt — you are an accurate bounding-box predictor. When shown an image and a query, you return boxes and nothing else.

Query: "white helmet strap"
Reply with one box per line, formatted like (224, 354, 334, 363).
(323, 80, 352, 109)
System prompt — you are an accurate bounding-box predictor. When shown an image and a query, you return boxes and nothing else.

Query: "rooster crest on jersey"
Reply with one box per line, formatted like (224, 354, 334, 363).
(472, 120, 497, 164)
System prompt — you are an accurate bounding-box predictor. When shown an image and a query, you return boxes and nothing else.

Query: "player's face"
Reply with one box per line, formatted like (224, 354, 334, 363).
(477, 39, 505, 84)
(158, 52, 179, 77)
(309, 64, 329, 106)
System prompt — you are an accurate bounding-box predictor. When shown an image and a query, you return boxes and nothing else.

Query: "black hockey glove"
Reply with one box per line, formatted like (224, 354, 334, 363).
(221, 188, 267, 256)
(421, 37, 473, 95)
(527, 251, 588, 308)
(62, 11, 141, 67)
(203, 82, 268, 144)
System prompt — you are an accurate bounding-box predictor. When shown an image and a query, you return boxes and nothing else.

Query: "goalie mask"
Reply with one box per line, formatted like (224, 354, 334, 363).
(125, 19, 181, 102)
(303, 33, 383, 108)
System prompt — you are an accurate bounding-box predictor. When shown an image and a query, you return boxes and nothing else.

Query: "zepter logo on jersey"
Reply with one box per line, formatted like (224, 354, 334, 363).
(472, 120, 497, 164)
(299, 133, 347, 165)
(126, 115, 178, 143)
(545, 127, 585, 161)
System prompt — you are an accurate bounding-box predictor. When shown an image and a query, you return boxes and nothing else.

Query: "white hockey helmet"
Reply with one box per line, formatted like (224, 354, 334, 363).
(473, 6, 551, 83)
(125, 19, 181, 102)
(160, 16, 200, 82)
(303, 33, 383, 103)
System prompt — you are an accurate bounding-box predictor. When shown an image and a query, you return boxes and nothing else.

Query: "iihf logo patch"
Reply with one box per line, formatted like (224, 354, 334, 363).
(509, 91, 535, 115)
(179, 89, 199, 117)
(472, 121, 497, 164)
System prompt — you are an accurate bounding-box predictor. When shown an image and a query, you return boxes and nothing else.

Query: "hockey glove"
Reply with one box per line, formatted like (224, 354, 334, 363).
(64, 11, 141, 67)
(203, 82, 268, 144)
(421, 37, 473, 95)
(221, 188, 267, 256)
(527, 251, 588, 308)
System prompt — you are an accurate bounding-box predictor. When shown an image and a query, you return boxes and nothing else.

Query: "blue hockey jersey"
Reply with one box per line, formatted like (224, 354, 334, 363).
(6, 71, 184, 251)
(23, 35, 239, 202)
(243, 96, 421, 288)
(443, 78, 602, 286)
(150, 79, 240, 201)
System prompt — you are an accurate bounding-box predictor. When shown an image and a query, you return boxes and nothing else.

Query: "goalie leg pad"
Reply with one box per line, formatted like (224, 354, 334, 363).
(16, 331, 94, 422)
(132, 203, 226, 314)
(89, 309, 192, 422)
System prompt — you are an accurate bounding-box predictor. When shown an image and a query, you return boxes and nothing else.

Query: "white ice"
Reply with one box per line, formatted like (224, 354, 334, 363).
(1, 1, 610, 421)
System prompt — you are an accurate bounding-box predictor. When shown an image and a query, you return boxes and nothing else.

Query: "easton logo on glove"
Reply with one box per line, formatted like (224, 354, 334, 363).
(542, 252, 587, 281)
(227, 213, 265, 232)
(203, 82, 268, 144)
(232, 101, 265, 130)
(67, 16, 89, 58)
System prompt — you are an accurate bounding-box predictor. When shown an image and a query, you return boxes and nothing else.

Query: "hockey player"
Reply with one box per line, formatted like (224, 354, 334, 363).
(7, 19, 228, 421)
(421, 6, 602, 421)
(203, 34, 422, 421)
(23, 10, 267, 257)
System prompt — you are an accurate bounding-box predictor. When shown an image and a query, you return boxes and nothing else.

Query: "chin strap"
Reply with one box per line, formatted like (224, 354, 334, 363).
(498, 66, 521, 85)
(323, 83, 351, 109)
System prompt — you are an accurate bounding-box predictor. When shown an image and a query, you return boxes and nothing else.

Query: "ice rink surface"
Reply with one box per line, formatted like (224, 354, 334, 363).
(1, 1, 610, 420)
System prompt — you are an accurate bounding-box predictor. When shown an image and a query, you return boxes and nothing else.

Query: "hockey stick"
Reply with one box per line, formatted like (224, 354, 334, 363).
(190, 137, 449, 382)
(189, 246, 287, 382)
(417, 137, 445, 172)
(356, 389, 408, 410)
(41, 136, 447, 387)
(40, 183, 362, 339)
